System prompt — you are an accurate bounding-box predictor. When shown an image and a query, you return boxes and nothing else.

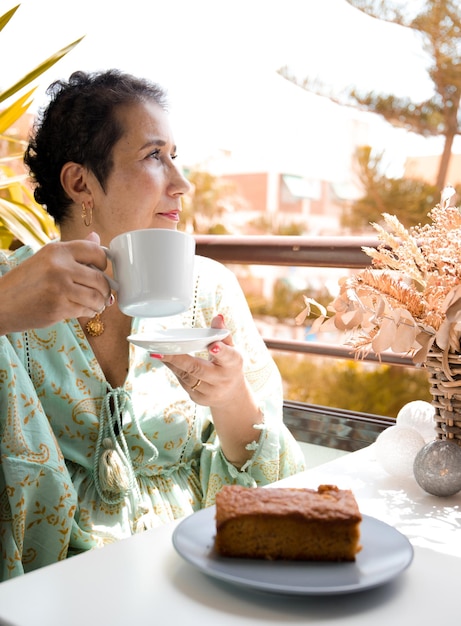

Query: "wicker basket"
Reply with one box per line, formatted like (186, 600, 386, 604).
(425, 345, 461, 447)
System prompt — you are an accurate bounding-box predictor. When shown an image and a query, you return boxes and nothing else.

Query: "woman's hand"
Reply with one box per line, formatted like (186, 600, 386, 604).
(155, 314, 263, 467)
(0, 233, 112, 334)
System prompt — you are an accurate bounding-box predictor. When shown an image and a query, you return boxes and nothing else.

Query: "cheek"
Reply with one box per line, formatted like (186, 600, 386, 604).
(131, 170, 164, 202)
(106, 165, 163, 210)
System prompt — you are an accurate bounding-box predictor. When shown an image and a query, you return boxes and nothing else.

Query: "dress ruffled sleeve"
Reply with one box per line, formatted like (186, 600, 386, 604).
(0, 336, 78, 580)
(191, 257, 306, 506)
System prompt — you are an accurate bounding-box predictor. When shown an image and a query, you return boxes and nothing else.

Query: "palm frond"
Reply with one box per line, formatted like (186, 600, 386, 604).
(0, 197, 53, 249)
(0, 5, 19, 32)
(0, 7, 82, 249)
(0, 36, 84, 104)
(0, 88, 36, 133)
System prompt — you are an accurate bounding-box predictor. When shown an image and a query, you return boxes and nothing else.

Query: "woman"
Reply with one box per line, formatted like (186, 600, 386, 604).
(0, 69, 305, 580)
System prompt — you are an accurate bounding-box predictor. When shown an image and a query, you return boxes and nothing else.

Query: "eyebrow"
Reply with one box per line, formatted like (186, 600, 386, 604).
(141, 138, 177, 152)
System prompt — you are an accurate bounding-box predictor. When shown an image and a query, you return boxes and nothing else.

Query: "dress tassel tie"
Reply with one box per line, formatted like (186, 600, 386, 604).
(99, 437, 131, 495)
(94, 386, 159, 507)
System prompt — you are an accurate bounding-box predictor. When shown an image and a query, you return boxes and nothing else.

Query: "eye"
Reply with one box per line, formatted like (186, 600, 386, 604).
(171, 153, 178, 160)
(148, 149, 161, 160)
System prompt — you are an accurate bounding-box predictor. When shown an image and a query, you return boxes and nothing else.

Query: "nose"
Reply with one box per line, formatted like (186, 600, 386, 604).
(169, 163, 192, 196)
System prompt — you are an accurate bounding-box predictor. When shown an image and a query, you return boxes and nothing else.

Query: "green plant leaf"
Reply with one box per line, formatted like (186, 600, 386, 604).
(0, 36, 85, 104)
(0, 225, 14, 249)
(0, 88, 36, 133)
(0, 5, 19, 33)
(0, 6, 82, 249)
(0, 197, 52, 249)
(5, 187, 58, 239)
(0, 164, 59, 240)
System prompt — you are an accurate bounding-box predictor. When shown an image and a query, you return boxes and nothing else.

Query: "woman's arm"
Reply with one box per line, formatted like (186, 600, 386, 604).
(159, 313, 264, 468)
(0, 236, 111, 334)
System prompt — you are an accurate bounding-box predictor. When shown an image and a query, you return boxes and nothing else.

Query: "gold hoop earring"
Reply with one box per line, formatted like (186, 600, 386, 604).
(82, 202, 93, 227)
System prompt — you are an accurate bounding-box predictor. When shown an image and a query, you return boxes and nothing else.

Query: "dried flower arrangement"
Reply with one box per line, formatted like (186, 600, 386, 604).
(296, 187, 461, 365)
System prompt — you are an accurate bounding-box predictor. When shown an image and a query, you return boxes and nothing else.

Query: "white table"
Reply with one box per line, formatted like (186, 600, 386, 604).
(0, 444, 459, 625)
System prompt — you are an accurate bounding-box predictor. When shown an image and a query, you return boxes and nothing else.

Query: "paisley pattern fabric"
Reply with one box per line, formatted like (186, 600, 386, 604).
(0, 247, 305, 581)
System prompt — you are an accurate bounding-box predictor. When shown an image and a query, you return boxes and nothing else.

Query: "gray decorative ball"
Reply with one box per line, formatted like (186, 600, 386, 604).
(413, 440, 461, 497)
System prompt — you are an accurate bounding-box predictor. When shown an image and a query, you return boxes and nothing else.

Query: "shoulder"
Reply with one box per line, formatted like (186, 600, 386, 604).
(194, 255, 237, 283)
(0, 245, 34, 275)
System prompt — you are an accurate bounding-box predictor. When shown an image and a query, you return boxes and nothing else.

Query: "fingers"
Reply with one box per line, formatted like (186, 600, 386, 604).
(0, 237, 115, 333)
(85, 231, 101, 244)
(157, 356, 209, 403)
(56, 238, 113, 312)
(32, 240, 111, 319)
(211, 314, 225, 329)
(64, 239, 108, 272)
(158, 338, 243, 408)
(161, 354, 204, 385)
(190, 378, 202, 391)
(150, 315, 237, 404)
(210, 314, 233, 349)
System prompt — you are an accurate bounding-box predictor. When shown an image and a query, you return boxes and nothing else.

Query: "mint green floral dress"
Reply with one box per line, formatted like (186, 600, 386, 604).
(0, 246, 305, 581)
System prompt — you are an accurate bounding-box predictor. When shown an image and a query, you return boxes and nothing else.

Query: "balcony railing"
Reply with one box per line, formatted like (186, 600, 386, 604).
(195, 234, 377, 268)
(195, 234, 414, 367)
(195, 234, 403, 450)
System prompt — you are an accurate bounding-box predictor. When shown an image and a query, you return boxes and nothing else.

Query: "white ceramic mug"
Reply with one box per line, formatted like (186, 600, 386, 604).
(104, 229, 196, 317)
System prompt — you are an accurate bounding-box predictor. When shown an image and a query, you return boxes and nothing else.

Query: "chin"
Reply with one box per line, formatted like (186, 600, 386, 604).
(151, 218, 179, 230)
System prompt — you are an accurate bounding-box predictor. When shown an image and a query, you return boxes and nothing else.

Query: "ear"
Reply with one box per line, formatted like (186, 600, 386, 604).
(60, 162, 92, 204)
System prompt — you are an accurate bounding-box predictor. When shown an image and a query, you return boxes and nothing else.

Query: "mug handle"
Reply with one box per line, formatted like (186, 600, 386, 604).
(90, 246, 119, 291)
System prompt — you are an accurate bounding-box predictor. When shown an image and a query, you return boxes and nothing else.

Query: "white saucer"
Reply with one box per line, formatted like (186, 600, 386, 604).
(127, 328, 230, 354)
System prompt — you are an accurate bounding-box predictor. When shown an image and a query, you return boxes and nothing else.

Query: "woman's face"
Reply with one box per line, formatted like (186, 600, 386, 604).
(89, 100, 191, 244)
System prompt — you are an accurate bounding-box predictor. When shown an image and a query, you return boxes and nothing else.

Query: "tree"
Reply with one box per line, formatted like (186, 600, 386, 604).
(274, 354, 431, 418)
(344, 145, 439, 230)
(181, 168, 242, 234)
(279, 0, 461, 192)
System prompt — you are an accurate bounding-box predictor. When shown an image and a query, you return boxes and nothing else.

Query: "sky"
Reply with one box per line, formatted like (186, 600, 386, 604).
(1, 0, 443, 182)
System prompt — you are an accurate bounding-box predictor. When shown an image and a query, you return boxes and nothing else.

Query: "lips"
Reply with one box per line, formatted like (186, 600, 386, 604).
(158, 210, 180, 221)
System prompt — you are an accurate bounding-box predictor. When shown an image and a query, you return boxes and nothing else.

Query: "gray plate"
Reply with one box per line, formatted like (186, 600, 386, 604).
(172, 507, 414, 595)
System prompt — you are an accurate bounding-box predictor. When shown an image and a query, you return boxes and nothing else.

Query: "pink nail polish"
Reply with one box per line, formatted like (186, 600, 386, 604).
(149, 353, 164, 359)
(210, 345, 220, 354)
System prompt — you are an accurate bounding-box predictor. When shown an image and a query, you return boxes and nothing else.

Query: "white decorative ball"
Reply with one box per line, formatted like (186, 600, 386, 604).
(396, 401, 436, 443)
(375, 426, 425, 477)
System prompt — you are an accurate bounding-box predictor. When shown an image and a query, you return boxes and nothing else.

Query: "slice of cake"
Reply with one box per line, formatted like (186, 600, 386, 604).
(214, 484, 362, 561)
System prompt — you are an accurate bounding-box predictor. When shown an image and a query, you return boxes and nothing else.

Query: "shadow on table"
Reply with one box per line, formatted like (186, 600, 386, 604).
(170, 562, 406, 622)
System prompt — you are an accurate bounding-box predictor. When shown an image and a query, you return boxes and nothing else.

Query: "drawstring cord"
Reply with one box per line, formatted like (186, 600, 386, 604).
(93, 386, 159, 507)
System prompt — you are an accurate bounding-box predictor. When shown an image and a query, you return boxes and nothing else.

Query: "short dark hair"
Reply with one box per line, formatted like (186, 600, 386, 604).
(24, 69, 168, 224)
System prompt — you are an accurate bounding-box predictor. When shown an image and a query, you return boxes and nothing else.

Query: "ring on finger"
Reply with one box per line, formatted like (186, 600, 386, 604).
(191, 378, 202, 391)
